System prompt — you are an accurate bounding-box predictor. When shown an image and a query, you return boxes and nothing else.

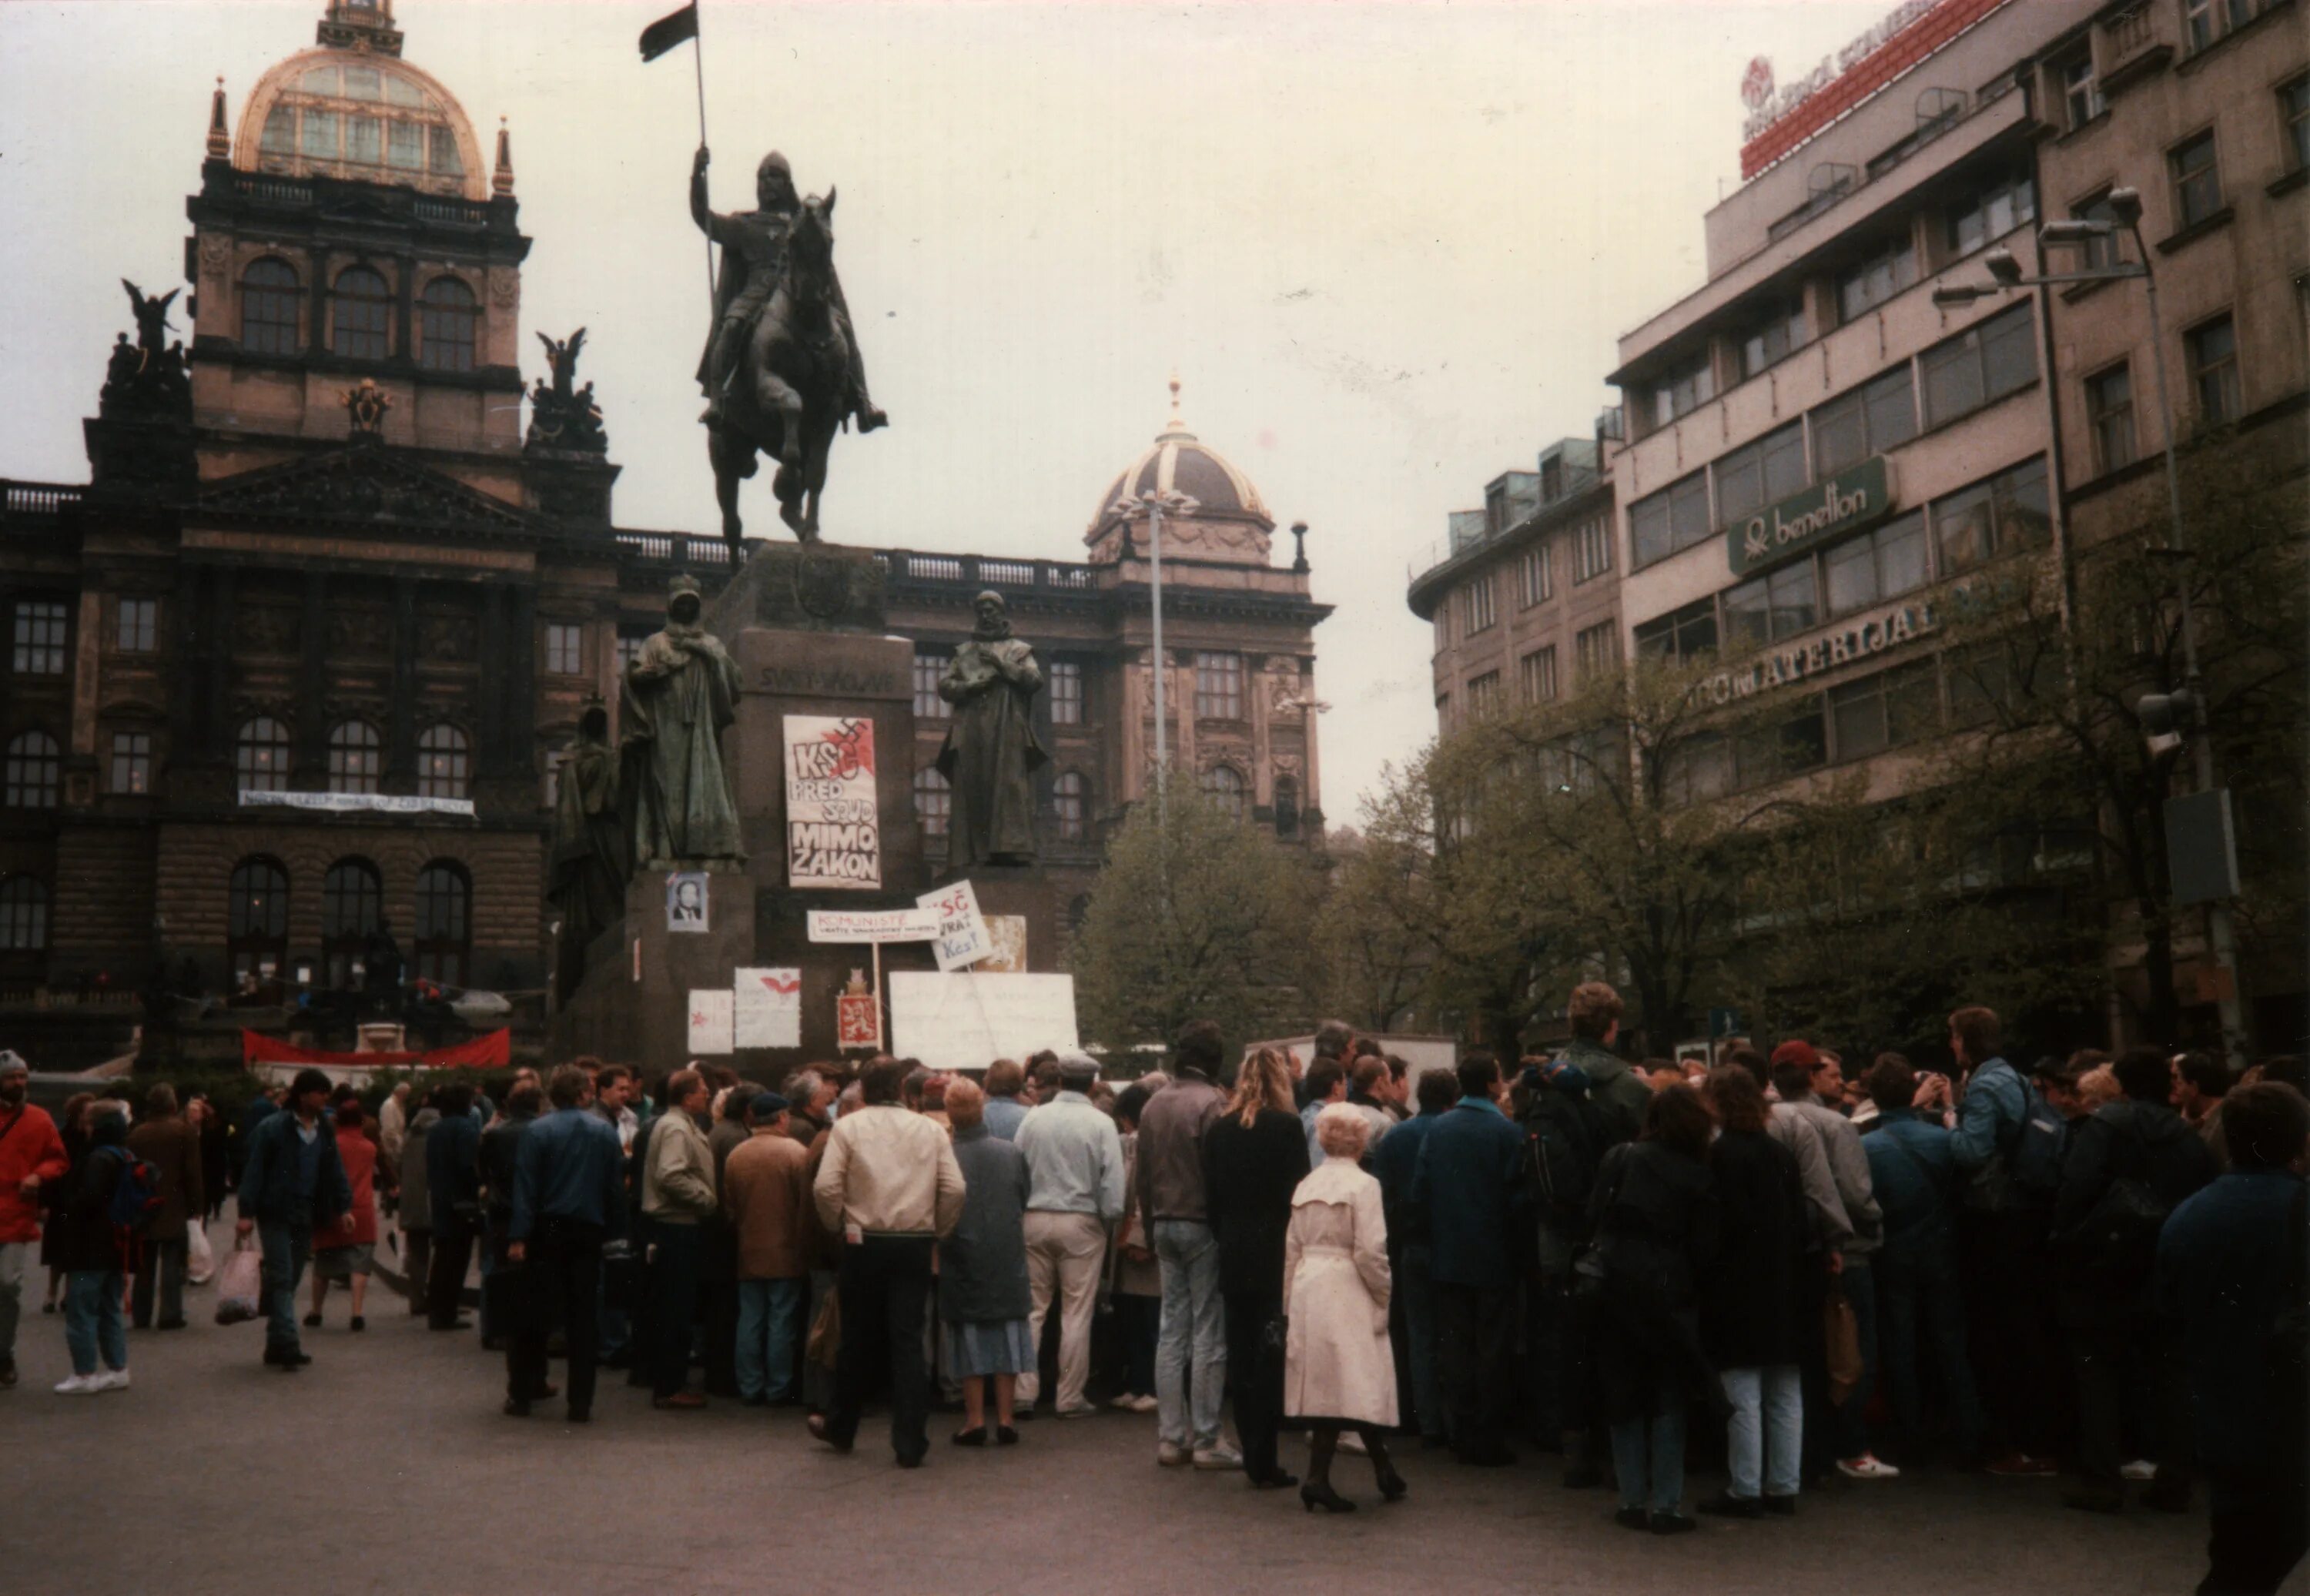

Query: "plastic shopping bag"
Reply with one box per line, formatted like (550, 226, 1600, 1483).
(186, 1218, 216, 1286)
(214, 1236, 263, 1325)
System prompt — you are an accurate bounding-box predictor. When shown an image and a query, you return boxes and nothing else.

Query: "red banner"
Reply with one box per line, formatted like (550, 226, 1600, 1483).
(240, 1029, 511, 1070)
(1739, 0, 2009, 179)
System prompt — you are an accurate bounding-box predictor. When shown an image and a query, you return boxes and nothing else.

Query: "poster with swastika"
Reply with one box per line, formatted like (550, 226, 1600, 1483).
(784, 714, 881, 890)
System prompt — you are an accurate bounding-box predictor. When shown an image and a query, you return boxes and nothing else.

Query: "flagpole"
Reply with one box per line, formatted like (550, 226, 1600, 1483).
(691, 2, 715, 313)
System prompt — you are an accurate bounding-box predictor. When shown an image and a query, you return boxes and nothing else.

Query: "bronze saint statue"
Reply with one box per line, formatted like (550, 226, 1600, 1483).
(550, 698, 629, 997)
(936, 591, 1046, 869)
(691, 145, 886, 550)
(621, 575, 745, 868)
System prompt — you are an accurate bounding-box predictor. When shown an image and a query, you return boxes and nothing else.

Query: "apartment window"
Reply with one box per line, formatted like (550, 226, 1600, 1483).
(4, 731, 59, 809)
(416, 723, 469, 800)
(331, 266, 391, 361)
(1575, 621, 1620, 681)
(239, 258, 301, 354)
(2057, 52, 2103, 132)
(2184, 0, 2260, 50)
(116, 597, 157, 654)
(1049, 659, 1083, 725)
(1714, 423, 1808, 528)
(2168, 131, 2222, 229)
(913, 766, 950, 837)
(109, 731, 152, 795)
(1201, 765, 1247, 821)
(417, 276, 477, 373)
(0, 877, 48, 954)
(1517, 544, 1552, 609)
(1823, 511, 1928, 618)
(1651, 351, 1717, 429)
(227, 858, 289, 980)
(1828, 661, 1940, 759)
(2071, 190, 2123, 273)
(321, 858, 383, 989)
(236, 719, 293, 793)
(1722, 561, 1819, 647)
(1273, 775, 1299, 841)
(1933, 456, 2051, 574)
(1519, 647, 1558, 704)
(326, 721, 383, 795)
(2186, 316, 2239, 426)
(2283, 77, 2310, 174)
(12, 600, 67, 675)
(912, 650, 952, 719)
(1947, 171, 2036, 256)
(1920, 302, 2037, 427)
(1629, 471, 1710, 569)
(1633, 598, 1719, 665)
(1837, 234, 1918, 323)
(413, 862, 470, 985)
(1460, 574, 1498, 636)
(1739, 299, 1809, 380)
(1811, 366, 1918, 477)
(1053, 771, 1087, 842)
(1194, 651, 1244, 719)
(544, 623, 583, 677)
(2085, 363, 2136, 474)
(1572, 516, 1613, 583)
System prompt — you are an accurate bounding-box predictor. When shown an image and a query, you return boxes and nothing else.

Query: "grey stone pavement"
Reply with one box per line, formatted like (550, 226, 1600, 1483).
(0, 1225, 2222, 1596)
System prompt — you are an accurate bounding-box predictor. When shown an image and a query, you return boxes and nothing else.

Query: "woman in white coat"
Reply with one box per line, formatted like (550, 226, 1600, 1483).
(1284, 1103, 1406, 1512)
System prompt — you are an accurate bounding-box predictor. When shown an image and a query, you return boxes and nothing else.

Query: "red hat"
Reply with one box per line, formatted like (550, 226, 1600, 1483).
(1769, 1039, 1820, 1071)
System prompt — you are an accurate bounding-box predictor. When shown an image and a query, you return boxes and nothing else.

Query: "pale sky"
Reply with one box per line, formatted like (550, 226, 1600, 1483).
(0, 0, 1886, 821)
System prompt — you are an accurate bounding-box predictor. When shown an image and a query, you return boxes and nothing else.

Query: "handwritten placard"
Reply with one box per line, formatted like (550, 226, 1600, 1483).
(733, 967, 802, 1049)
(888, 972, 1079, 1072)
(918, 880, 993, 972)
(785, 714, 880, 890)
(806, 906, 941, 944)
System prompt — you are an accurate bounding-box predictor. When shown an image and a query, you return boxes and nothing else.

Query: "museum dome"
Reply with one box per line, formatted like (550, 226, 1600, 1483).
(230, 3, 488, 202)
(1087, 378, 1271, 544)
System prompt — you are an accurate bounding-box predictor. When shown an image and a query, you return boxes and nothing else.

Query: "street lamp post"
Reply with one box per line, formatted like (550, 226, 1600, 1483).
(1108, 487, 1200, 796)
(1932, 187, 2245, 1062)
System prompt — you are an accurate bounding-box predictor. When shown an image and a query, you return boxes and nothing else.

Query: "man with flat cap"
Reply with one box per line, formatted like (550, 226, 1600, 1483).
(722, 1091, 812, 1407)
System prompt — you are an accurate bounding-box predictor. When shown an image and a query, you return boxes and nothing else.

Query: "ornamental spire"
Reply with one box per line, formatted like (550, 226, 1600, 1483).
(206, 76, 230, 159)
(493, 116, 514, 196)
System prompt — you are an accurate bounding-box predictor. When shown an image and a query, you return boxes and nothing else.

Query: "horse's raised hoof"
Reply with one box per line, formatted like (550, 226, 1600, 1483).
(778, 500, 806, 535)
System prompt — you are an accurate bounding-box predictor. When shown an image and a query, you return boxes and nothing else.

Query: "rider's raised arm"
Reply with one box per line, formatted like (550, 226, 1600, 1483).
(689, 148, 731, 244)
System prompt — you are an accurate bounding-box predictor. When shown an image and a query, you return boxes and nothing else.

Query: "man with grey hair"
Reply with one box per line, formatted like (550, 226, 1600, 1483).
(1013, 1052, 1126, 1417)
(0, 1053, 70, 1387)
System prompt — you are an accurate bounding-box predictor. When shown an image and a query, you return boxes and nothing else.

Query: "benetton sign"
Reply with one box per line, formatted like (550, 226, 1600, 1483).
(1727, 456, 1894, 577)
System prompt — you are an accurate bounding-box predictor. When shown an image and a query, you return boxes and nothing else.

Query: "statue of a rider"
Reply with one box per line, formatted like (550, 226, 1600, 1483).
(691, 146, 887, 435)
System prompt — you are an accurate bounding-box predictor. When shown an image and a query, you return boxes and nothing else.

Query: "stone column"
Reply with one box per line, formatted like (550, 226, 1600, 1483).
(1247, 652, 1272, 807)
(296, 570, 328, 782)
(205, 567, 236, 760)
(69, 590, 103, 757)
(393, 253, 416, 363)
(474, 584, 506, 776)
(506, 582, 537, 777)
(388, 577, 417, 782)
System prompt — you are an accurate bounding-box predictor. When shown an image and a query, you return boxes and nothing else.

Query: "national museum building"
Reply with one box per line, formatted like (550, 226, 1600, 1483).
(0, 0, 1331, 1066)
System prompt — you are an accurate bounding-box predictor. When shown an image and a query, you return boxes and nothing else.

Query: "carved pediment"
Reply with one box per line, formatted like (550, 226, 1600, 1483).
(197, 447, 533, 535)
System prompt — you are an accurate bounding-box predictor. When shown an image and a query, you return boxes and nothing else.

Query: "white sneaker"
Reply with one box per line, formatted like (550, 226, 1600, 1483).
(54, 1373, 101, 1395)
(1157, 1440, 1191, 1467)
(1837, 1454, 1900, 1480)
(1129, 1394, 1159, 1414)
(1192, 1444, 1244, 1471)
(93, 1369, 130, 1393)
(2120, 1458, 2158, 1481)
(1110, 1393, 1142, 1411)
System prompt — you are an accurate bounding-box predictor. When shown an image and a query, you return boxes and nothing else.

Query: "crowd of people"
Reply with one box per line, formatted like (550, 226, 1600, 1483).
(0, 991, 2302, 1593)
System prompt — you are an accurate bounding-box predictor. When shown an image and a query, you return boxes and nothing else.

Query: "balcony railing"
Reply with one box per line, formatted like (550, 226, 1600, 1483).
(881, 549, 1100, 592)
(614, 531, 735, 567)
(2, 480, 84, 524)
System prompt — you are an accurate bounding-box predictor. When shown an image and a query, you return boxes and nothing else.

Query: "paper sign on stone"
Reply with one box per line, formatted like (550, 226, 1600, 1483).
(837, 992, 881, 1050)
(806, 906, 941, 944)
(887, 972, 1078, 1072)
(980, 915, 1029, 973)
(784, 714, 881, 890)
(686, 988, 734, 1055)
(918, 879, 993, 972)
(733, 967, 802, 1049)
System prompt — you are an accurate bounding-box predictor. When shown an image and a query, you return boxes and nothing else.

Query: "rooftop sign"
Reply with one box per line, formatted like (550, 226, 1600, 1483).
(1726, 456, 1896, 577)
(1739, 0, 2009, 179)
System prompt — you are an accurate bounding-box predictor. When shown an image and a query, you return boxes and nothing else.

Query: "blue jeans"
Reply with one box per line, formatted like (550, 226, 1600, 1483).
(259, 1220, 312, 1356)
(1835, 1261, 1880, 1459)
(64, 1269, 127, 1377)
(1722, 1363, 1803, 1499)
(736, 1276, 804, 1401)
(1609, 1381, 1688, 1514)
(1876, 1240, 1984, 1457)
(1152, 1220, 1225, 1450)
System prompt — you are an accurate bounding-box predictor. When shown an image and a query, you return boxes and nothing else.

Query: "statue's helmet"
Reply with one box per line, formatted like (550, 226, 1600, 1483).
(757, 151, 792, 182)
(668, 573, 704, 620)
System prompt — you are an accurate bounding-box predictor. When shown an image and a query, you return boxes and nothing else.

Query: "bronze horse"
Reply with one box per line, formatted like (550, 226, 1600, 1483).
(707, 191, 850, 549)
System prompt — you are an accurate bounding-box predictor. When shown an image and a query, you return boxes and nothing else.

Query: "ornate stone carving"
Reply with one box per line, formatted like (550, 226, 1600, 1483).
(199, 448, 533, 533)
(239, 607, 300, 657)
(420, 613, 478, 664)
(526, 328, 609, 453)
(488, 265, 520, 308)
(325, 609, 393, 658)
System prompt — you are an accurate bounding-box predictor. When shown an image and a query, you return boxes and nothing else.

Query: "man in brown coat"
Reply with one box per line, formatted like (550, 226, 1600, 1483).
(723, 1092, 812, 1405)
(128, 1083, 204, 1330)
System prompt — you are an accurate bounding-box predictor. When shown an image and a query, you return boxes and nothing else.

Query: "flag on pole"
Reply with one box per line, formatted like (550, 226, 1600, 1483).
(639, 2, 700, 62)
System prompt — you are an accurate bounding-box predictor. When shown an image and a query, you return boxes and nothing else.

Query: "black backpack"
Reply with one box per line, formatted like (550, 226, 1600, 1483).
(1522, 1071, 1610, 1226)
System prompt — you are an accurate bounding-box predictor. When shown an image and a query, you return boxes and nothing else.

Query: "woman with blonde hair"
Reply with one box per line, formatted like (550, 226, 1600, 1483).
(1200, 1046, 1309, 1487)
(1284, 1102, 1403, 1511)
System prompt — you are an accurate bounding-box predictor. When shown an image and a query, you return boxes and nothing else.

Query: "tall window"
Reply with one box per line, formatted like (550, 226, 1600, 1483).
(2184, 0, 2261, 49)
(617, 633, 649, 676)
(1468, 671, 1502, 718)
(239, 258, 300, 354)
(913, 766, 950, 837)
(1739, 299, 1808, 380)
(2283, 77, 2310, 174)
(1460, 574, 1498, 636)
(1650, 351, 1716, 428)
(1837, 234, 1918, 323)
(1714, 422, 1808, 527)
(1201, 765, 1247, 821)
(1828, 662, 1939, 760)
(109, 731, 152, 796)
(326, 721, 382, 795)
(1947, 171, 2036, 256)
(4, 731, 59, 809)
(1823, 511, 1928, 618)
(912, 651, 952, 719)
(1629, 472, 1710, 568)
(2168, 131, 2222, 229)
(413, 862, 470, 985)
(1517, 544, 1552, 608)
(418, 276, 477, 373)
(1572, 516, 1613, 583)
(1933, 456, 2051, 574)
(115, 597, 157, 654)
(1049, 660, 1083, 725)
(227, 858, 289, 980)
(544, 623, 583, 676)
(2085, 363, 2136, 474)
(1722, 561, 1819, 647)
(2186, 316, 2239, 426)
(2070, 190, 2122, 273)
(1575, 621, 1620, 681)
(1194, 652, 1244, 719)
(1920, 302, 2037, 427)
(236, 718, 293, 793)
(416, 724, 469, 800)
(332, 266, 391, 360)
(1053, 771, 1087, 841)
(12, 600, 66, 675)
(0, 876, 47, 953)
(1519, 646, 1558, 703)
(1810, 366, 1917, 477)
(1273, 775, 1300, 841)
(321, 858, 383, 989)
(1634, 597, 1719, 664)
(2058, 53, 2102, 132)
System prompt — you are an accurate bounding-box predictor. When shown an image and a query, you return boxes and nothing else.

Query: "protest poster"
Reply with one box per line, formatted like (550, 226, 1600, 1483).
(733, 967, 802, 1049)
(784, 714, 881, 889)
(686, 989, 734, 1055)
(918, 878, 992, 972)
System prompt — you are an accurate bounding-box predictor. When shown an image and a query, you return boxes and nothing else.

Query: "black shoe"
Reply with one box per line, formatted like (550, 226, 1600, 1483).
(1615, 1506, 1652, 1531)
(995, 1425, 1019, 1447)
(567, 1408, 591, 1424)
(349, 1316, 364, 1332)
(430, 1319, 474, 1332)
(1247, 1469, 1299, 1490)
(503, 1398, 532, 1417)
(1763, 1494, 1797, 1517)
(0, 1359, 14, 1388)
(1650, 1512, 1697, 1535)
(2063, 1489, 2125, 1516)
(952, 1427, 987, 1447)
(1699, 1492, 1763, 1519)
(155, 1319, 188, 1331)
(1301, 1481, 1356, 1514)
(303, 1312, 323, 1328)
(895, 1451, 926, 1470)
(1377, 1467, 1408, 1503)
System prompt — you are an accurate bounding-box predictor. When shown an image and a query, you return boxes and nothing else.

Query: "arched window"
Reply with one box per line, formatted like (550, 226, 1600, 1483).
(227, 857, 289, 981)
(413, 862, 470, 986)
(1273, 775, 1300, 841)
(1200, 764, 1247, 821)
(4, 730, 60, 810)
(0, 876, 49, 952)
(321, 858, 382, 989)
(1053, 771, 1088, 843)
(327, 721, 382, 795)
(236, 718, 293, 793)
(914, 766, 951, 838)
(239, 258, 301, 354)
(416, 723, 468, 800)
(418, 276, 476, 373)
(332, 266, 390, 360)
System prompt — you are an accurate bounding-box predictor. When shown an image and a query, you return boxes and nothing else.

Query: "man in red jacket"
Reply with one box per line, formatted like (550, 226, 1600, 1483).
(0, 1054, 72, 1389)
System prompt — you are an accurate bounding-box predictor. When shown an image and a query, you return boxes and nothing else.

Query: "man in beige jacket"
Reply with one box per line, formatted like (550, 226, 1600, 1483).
(642, 1068, 718, 1410)
(811, 1057, 967, 1467)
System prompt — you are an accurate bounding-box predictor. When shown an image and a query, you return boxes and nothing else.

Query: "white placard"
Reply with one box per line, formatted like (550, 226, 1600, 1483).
(888, 971, 1078, 1072)
(686, 989, 734, 1055)
(806, 907, 941, 944)
(733, 966, 802, 1049)
(784, 714, 881, 889)
(918, 879, 992, 972)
